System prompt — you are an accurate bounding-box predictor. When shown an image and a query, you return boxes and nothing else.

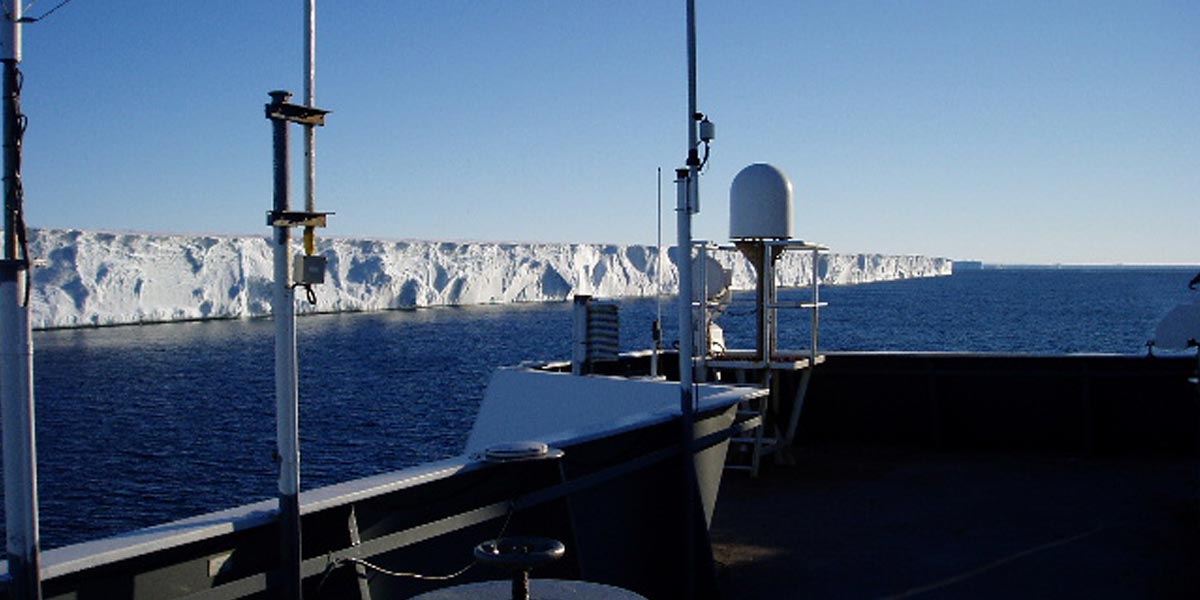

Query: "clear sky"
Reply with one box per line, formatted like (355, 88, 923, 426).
(11, 0, 1198, 264)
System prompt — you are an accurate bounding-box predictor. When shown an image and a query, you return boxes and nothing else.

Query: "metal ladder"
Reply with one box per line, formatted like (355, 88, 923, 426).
(723, 367, 815, 477)
(727, 389, 775, 476)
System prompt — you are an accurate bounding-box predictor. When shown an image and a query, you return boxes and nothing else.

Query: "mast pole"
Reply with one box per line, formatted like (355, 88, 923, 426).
(303, 0, 316, 213)
(679, 0, 700, 395)
(267, 7, 326, 594)
(268, 89, 302, 600)
(678, 0, 699, 433)
(1, 2, 42, 599)
(677, 1, 700, 598)
(652, 167, 662, 377)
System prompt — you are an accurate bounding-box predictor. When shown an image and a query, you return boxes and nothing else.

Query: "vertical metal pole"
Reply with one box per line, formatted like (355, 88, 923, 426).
(299, 14, 317, 591)
(768, 245, 778, 359)
(572, 295, 589, 376)
(303, 0, 316, 214)
(301, 1, 319, 264)
(268, 90, 303, 600)
(1, 4, 42, 599)
(811, 248, 820, 364)
(651, 168, 662, 378)
(0, 272, 37, 600)
(673, 169, 696, 600)
(697, 243, 709, 358)
(758, 244, 769, 362)
(675, 173, 695, 390)
(678, 2, 701, 597)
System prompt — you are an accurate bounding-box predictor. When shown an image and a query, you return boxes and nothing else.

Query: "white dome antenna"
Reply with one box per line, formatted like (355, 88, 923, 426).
(729, 163, 793, 240)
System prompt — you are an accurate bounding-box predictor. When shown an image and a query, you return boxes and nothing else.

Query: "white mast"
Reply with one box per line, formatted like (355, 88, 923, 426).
(303, 0, 316, 213)
(273, 4, 319, 599)
(652, 167, 663, 377)
(678, 1, 699, 401)
(1, 2, 43, 599)
(676, 1, 703, 599)
(269, 87, 302, 599)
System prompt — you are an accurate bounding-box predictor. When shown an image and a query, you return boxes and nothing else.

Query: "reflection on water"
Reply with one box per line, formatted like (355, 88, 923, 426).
(27, 302, 605, 548)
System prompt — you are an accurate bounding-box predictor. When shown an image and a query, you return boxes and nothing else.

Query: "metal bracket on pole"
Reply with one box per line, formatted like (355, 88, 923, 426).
(267, 211, 333, 228)
(265, 102, 330, 126)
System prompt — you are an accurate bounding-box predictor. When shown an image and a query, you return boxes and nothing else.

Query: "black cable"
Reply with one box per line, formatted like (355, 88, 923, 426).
(16, 0, 77, 22)
(3, 61, 31, 305)
(290, 283, 318, 306)
(315, 501, 517, 598)
(0, 1, 90, 309)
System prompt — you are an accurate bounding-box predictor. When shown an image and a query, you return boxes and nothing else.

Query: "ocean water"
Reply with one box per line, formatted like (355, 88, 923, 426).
(4, 267, 1198, 549)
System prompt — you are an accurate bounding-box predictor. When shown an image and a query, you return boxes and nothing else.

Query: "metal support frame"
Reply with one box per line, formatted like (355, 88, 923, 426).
(266, 102, 329, 126)
(268, 211, 332, 228)
(703, 240, 828, 369)
(705, 240, 828, 476)
(346, 507, 373, 600)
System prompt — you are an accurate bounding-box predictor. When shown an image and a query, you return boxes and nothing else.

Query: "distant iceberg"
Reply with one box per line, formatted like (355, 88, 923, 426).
(24, 228, 953, 329)
(952, 260, 984, 272)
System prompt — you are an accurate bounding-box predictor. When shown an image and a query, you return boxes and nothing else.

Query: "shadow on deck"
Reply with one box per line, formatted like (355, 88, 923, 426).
(711, 447, 1199, 599)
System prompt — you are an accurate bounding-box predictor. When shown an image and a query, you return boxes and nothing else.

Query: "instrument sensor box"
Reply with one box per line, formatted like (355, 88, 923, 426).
(294, 255, 327, 285)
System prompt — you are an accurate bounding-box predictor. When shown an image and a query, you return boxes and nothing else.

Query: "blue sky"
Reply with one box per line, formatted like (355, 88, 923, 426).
(11, 1, 1198, 264)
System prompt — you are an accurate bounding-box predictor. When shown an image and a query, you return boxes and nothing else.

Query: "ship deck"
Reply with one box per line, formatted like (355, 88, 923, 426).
(710, 446, 1199, 599)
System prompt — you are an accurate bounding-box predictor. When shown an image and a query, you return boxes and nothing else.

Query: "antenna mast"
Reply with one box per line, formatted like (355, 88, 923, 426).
(675, 1, 712, 598)
(264, 3, 330, 598)
(652, 167, 663, 377)
(1, 2, 43, 599)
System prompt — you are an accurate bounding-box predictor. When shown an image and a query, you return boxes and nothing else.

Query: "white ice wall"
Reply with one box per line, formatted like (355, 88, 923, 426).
(25, 229, 952, 329)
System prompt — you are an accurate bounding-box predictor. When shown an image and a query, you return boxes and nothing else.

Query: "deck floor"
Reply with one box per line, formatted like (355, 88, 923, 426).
(710, 447, 1199, 599)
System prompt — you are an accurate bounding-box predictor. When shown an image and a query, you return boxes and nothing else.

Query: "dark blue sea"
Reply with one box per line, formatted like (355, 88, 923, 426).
(5, 267, 1199, 549)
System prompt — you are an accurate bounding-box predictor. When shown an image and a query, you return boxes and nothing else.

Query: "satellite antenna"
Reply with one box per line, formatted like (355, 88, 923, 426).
(730, 163, 795, 361)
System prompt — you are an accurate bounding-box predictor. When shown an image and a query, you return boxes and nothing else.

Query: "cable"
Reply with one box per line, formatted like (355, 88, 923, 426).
(340, 557, 475, 582)
(290, 282, 318, 306)
(15, 0, 77, 22)
(315, 501, 517, 597)
(2, 60, 31, 305)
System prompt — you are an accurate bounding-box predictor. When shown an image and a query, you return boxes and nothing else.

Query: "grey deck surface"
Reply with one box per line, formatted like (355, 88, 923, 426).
(710, 447, 1199, 599)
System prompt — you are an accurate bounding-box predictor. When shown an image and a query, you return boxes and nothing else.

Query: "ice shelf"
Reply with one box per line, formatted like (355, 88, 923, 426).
(24, 228, 953, 329)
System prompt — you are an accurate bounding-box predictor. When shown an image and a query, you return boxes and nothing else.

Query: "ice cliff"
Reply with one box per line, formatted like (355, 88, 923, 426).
(25, 229, 952, 329)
